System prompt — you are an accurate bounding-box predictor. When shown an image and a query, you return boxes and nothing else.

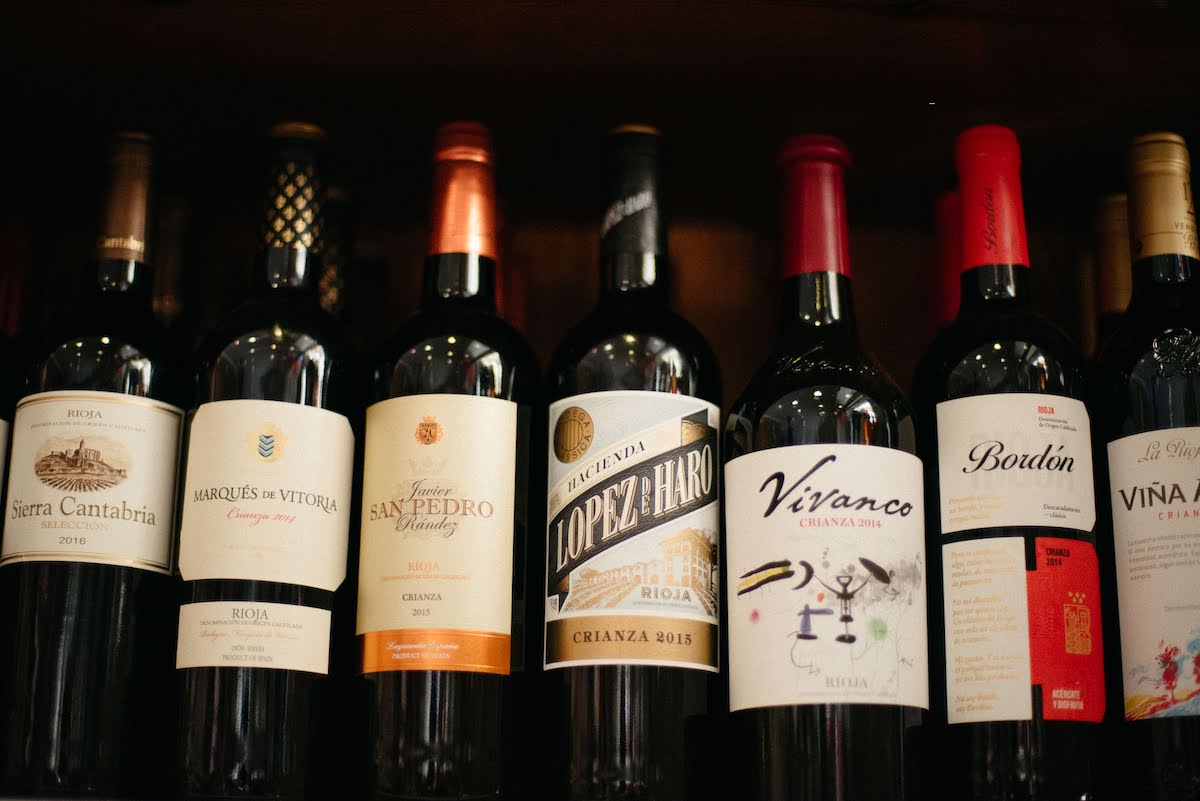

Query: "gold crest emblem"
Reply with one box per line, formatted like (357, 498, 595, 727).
(554, 406, 594, 463)
(246, 422, 288, 462)
(415, 415, 444, 446)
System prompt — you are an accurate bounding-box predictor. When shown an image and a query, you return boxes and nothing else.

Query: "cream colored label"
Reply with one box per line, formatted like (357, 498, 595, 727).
(937, 394, 1095, 535)
(943, 537, 1033, 723)
(1, 391, 182, 573)
(178, 400, 353, 591)
(357, 394, 517, 675)
(1108, 428, 1200, 720)
(544, 391, 720, 672)
(176, 600, 331, 674)
(726, 445, 928, 712)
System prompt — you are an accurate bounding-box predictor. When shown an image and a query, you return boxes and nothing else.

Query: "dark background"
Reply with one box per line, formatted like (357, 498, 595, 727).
(2, 0, 1198, 400)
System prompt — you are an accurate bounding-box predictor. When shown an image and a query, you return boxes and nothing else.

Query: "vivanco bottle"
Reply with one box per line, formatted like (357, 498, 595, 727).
(724, 135, 928, 801)
(913, 125, 1105, 801)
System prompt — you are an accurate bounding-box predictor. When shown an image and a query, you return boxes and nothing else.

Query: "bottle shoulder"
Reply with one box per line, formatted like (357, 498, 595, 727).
(548, 303, 720, 404)
(1095, 308, 1200, 437)
(371, 306, 540, 404)
(196, 295, 360, 410)
(32, 312, 184, 404)
(726, 337, 915, 458)
(913, 308, 1086, 406)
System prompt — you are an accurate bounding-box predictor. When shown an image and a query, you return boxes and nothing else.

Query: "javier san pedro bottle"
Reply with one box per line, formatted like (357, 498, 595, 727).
(355, 122, 540, 800)
(544, 125, 721, 801)
(174, 123, 358, 799)
(723, 135, 928, 801)
(913, 125, 1104, 801)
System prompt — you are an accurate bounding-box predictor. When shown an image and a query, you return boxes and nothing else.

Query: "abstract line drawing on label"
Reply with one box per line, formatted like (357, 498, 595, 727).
(34, 436, 131, 492)
(739, 556, 895, 666)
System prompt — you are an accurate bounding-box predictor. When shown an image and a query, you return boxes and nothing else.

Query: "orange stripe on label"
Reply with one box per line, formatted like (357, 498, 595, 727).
(359, 629, 510, 675)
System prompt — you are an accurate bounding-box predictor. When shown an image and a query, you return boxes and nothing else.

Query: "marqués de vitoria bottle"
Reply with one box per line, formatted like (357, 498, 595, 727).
(356, 122, 540, 800)
(544, 125, 721, 801)
(913, 125, 1105, 801)
(724, 135, 928, 801)
(0, 132, 184, 797)
(175, 122, 358, 799)
(1096, 132, 1200, 801)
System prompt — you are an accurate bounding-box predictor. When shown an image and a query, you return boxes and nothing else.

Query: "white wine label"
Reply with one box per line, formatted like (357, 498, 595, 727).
(937, 394, 1095, 534)
(725, 444, 928, 712)
(1109, 428, 1200, 720)
(1, 391, 183, 573)
(544, 391, 720, 672)
(942, 534, 1105, 724)
(357, 394, 517, 676)
(178, 400, 354, 592)
(176, 600, 331, 674)
(942, 537, 1033, 722)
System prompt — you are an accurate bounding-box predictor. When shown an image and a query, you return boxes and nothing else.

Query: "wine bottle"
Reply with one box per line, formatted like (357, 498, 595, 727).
(356, 121, 540, 800)
(0, 132, 184, 797)
(1094, 193, 1132, 351)
(724, 135, 927, 801)
(544, 125, 721, 801)
(1095, 132, 1200, 801)
(175, 122, 358, 799)
(931, 190, 962, 337)
(913, 125, 1104, 801)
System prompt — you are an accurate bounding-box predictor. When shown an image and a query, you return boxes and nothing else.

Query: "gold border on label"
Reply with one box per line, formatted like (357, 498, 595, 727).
(0, 550, 171, 573)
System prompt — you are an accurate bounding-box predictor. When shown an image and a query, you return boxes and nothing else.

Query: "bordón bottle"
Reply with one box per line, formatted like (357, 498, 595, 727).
(913, 125, 1104, 800)
(724, 135, 927, 801)
(0, 133, 184, 797)
(175, 123, 358, 799)
(1094, 193, 1132, 351)
(356, 121, 539, 800)
(544, 125, 721, 801)
(1096, 133, 1200, 801)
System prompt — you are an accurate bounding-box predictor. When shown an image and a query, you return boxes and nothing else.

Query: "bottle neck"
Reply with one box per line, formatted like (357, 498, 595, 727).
(601, 252, 669, 305)
(422, 252, 498, 312)
(958, 263, 1032, 313)
(256, 248, 321, 296)
(778, 149, 855, 336)
(956, 133, 1032, 315)
(1128, 254, 1200, 312)
(780, 271, 857, 337)
(600, 130, 668, 306)
(95, 258, 154, 307)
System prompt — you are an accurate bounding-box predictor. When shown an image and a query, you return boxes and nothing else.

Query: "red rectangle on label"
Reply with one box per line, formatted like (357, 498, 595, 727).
(1027, 536, 1105, 722)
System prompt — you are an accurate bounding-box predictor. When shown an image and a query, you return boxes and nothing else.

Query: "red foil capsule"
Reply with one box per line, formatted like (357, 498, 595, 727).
(956, 124, 1031, 271)
(779, 134, 852, 278)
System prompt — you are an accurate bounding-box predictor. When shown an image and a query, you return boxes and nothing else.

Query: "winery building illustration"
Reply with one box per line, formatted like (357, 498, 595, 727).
(35, 438, 129, 491)
(564, 527, 718, 616)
